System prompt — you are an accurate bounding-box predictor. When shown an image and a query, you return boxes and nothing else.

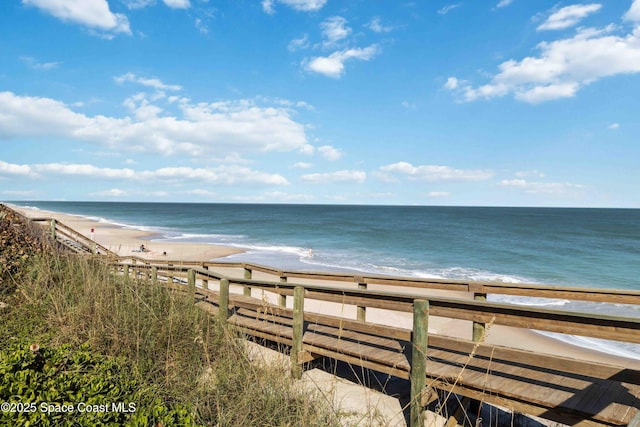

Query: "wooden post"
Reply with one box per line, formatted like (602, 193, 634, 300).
(188, 269, 196, 298)
(243, 267, 252, 296)
(410, 299, 429, 427)
(202, 266, 209, 290)
(151, 266, 158, 286)
(50, 219, 56, 240)
(357, 280, 367, 322)
(278, 275, 287, 307)
(123, 264, 130, 279)
(219, 279, 229, 324)
(473, 293, 487, 342)
(291, 285, 304, 380)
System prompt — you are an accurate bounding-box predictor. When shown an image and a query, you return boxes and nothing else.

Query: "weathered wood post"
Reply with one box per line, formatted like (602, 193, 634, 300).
(123, 264, 130, 280)
(291, 285, 305, 379)
(151, 266, 158, 286)
(201, 266, 209, 290)
(243, 266, 252, 296)
(278, 273, 287, 307)
(473, 292, 487, 342)
(219, 278, 230, 325)
(167, 265, 173, 285)
(188, 269, 196, 299)
(410, 299, 429, 427)
(356, 276, 367, 322)
(50, 219, 56, 240)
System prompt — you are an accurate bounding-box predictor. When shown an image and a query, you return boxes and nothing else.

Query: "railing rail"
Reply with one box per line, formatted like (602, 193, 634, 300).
(4, 204, 640, 427)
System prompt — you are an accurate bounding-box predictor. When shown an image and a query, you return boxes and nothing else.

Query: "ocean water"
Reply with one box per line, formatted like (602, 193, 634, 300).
(11, 201, 640, 358)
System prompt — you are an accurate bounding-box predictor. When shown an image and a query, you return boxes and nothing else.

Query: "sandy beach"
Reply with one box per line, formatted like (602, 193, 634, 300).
(12, 204, 640, 370)
(13, 205, 244, 262)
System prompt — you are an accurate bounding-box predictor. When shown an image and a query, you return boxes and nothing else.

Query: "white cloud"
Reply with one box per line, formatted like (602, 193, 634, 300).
(537, 4, 602, 31)
(114, 73, 182, 91)
(365, 17, 393, 33)
(496, 0, 513, 8)
(277, 0, 326, 12)
(291, 162, 313, 169)
(515, 169, 545, 178)
(0, 160, 32, 176)
(320, 16, 351, 47)
(263, 0, 326, 13)
(304, 45, 380, 78)
(288, 34, 310, 51)
(0, 91, 311, 158)
(162, 0, 190, 8)
(123, 0, 155, 10)
(301, 170, 366, 184)
(20, 56, 61, 70)
(23, 0, 131, 35)
(380, 162, 493, 182)
(446, 25, 640, 103)
(625, 0, 640, 22)
(438, 4, 461, 15)
(608, 122, 620, 129)
(498, 179, 585, 195)
(0, 160, 289, 186)
(317, 145, 342, 161)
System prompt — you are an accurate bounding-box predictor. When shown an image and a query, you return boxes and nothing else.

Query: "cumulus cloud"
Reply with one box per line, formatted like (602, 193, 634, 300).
(537, 4, 602, 31)
(445, 24, 640, 103)
(301, 170, 366, 184)
(498, 179, 585, 195)
(304, 45, 379, 78)
(320, 16, 351, 47)
(0, 160, 32, 176)
(379, 162, 493, 182)
(288, 34, 310, 51)
(0, 91, 311, 158)
(496, 0, 514, 7)
(317, 145, 342, 161)
(114, 73, 182, 91)
(0, 160, 289, 186)
(162, 0, 190, 8)
(23, 0, 131, 35)
(262, 0, 326, 13)
(625, 0, 640, 22)
(365, 17, 393, 33)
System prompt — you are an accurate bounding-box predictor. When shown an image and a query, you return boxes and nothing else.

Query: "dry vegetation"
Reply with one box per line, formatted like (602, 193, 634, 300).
(0, 205, 336, 426)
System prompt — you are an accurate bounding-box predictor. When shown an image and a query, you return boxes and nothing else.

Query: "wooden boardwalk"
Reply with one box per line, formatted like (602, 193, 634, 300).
(10, 208, 640, 427)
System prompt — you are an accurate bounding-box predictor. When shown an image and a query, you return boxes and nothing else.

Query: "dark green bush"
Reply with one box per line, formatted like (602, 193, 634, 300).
(0, 342, 198, 426)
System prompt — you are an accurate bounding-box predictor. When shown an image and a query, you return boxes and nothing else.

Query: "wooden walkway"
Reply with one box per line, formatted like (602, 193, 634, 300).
(8, 207, 640, 427)
(219, 292, 640, 427)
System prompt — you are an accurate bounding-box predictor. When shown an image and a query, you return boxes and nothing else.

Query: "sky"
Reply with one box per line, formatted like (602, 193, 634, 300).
(1, 0, 639, 207)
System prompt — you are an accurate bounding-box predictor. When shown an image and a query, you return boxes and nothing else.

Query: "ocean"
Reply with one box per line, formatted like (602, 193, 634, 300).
(10, 201, 640, 359)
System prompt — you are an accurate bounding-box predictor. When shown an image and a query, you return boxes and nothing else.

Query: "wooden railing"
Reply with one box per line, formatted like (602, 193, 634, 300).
(112, 259, 640, 427)
(5, 204, 640, 427)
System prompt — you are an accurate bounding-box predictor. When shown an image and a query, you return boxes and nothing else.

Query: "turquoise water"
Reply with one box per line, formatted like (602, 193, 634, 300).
(10, 201, 640, 358)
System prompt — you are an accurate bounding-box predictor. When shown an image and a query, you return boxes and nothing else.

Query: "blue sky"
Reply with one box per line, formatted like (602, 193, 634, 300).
(1, 0, 639, 207)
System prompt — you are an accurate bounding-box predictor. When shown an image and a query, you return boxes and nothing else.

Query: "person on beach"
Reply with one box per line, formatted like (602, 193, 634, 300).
(140, 244, 146, 253)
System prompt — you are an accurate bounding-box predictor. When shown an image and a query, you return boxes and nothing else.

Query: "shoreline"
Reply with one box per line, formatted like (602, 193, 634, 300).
(8, 203, 640, 369)
(11, 204, 245, 262)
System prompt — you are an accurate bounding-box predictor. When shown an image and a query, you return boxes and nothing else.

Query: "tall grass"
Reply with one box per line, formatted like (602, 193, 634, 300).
(2, 250, 336, 426)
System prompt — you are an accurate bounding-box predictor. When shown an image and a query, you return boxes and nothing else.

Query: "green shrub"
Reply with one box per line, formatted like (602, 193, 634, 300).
(0, 342, 198, 427)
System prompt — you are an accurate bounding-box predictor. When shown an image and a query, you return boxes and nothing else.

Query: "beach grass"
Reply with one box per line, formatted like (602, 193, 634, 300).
(0, 208, 337, 426)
